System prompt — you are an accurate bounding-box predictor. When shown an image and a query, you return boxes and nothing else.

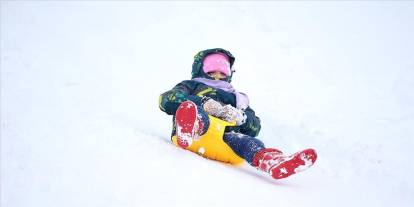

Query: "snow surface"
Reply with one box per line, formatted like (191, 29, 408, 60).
(1, 1, 414, 207)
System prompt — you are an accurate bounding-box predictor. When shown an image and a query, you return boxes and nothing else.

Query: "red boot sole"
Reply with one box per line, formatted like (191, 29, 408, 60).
(270, 148, 317, 179)
(175, 101, 198, 148)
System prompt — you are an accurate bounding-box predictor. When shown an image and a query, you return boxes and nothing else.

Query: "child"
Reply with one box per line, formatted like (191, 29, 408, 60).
(159, 48, 317, 179)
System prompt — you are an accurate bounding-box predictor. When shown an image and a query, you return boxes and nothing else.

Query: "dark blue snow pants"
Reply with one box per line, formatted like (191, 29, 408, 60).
(223, 132, 265, 164)
(196, 106, 265, 165)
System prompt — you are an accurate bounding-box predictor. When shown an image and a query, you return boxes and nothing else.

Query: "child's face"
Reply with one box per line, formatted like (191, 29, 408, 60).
(207, 71, 227, 80)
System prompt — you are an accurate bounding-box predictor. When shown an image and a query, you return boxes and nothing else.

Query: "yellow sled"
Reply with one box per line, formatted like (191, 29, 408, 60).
(172, 115, 245, 165)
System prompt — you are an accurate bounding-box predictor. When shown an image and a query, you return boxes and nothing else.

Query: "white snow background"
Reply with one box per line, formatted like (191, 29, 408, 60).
(1, 1, 414, 207)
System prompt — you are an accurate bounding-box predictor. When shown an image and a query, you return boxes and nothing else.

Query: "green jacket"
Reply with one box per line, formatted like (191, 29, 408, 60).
(159, 80, 261, 137)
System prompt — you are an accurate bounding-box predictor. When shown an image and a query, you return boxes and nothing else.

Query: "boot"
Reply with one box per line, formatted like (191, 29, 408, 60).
(175, 101, 205, 148)
(252, 148, 317, 179)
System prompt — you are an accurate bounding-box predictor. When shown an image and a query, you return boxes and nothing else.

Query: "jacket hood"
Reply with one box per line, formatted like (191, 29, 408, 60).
(191, 48, 235, 83)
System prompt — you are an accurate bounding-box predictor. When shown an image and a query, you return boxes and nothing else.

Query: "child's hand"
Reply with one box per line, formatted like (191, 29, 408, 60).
(202, 98, 223, 118)
(221, 105, 247, 126)
(202, 97, 246, 125)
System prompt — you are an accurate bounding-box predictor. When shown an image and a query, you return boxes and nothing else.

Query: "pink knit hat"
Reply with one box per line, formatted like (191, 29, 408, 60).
(202, 53, 231, 76)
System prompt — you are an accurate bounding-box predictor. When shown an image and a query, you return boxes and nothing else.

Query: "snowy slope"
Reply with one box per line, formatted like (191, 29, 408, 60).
(1, 1, 414, 207)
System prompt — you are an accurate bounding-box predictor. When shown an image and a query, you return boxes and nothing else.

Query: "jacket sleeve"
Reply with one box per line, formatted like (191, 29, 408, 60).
(159, 81, 202, 115)
(240, 107, 261, 137)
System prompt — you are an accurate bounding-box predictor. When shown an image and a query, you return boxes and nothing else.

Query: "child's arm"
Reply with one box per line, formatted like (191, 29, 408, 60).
(239, 107, 261, 137)
(202, 97, 261, 137)
(159, 81, 202, 115)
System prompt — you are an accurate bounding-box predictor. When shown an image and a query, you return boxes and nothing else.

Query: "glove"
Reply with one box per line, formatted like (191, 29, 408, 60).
(202, 97, 247, 126)
(202, 97, 223, 118)
(220, 105, 247, 126)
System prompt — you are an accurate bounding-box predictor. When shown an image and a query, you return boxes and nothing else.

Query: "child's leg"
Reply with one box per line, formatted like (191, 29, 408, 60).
(196, 105, 210, 136)
(175, 101, 210, 148)
(223, 132, 265, 165)
(223, 132, 317, 179)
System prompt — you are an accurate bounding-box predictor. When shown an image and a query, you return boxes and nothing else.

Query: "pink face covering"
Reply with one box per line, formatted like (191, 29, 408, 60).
(202, 53, 231, 76)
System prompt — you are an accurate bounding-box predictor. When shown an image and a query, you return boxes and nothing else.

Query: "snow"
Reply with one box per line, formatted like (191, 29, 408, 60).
(1, 1, 414, 207)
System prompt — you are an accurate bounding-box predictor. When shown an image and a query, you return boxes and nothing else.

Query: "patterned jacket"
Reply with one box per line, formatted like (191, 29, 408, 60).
(159, 79, 261, 138)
